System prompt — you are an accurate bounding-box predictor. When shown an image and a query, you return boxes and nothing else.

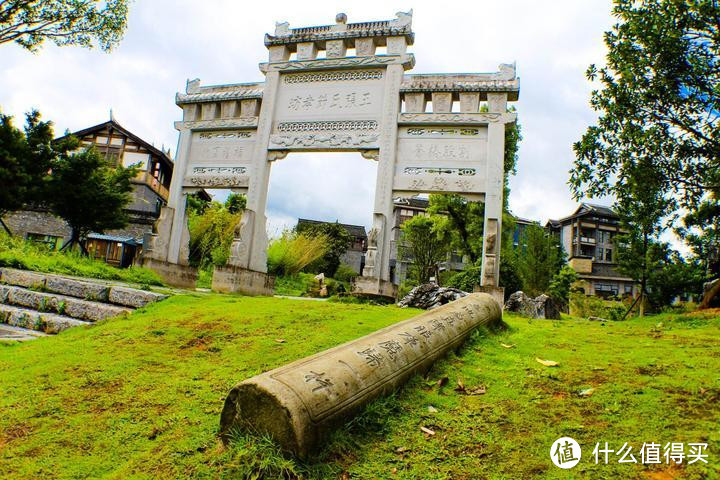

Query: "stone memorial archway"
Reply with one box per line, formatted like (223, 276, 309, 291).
(143, 11, 519, 298)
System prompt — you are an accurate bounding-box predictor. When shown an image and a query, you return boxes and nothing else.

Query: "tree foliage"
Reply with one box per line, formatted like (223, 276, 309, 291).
(514, 224, 563, 297)
(571, 0, 719, 220)
(48, 141, 136, 251)
(224, 193, 246, 214)
(399, 214, 450, 284)
(0, 0, 130, 52)
(295, 222, 351, 278)
(0, 111, 54, 223)
(548, 265, 579, 310)
(427, 195, 484, 263)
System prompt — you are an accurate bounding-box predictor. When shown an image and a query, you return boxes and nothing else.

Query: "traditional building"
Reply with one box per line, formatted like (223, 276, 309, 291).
(546, 203, 636, 297)
(295, 219, 367, 273)
(3, 118, 176, 267)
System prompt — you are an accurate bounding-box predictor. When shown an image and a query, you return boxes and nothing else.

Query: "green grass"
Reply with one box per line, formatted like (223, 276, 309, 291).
(273, 272, 317, 296)
(0, 232, 164, 286)
(0, 295, 718, 479)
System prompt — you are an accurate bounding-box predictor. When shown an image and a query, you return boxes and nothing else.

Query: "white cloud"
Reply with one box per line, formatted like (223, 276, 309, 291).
(0, 0, 617, 232)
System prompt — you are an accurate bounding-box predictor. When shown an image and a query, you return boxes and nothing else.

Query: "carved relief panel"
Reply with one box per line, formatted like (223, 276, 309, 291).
(270, 69, 386, 150)
(184, 130, 256, 188)
(393, 126, 488, 194)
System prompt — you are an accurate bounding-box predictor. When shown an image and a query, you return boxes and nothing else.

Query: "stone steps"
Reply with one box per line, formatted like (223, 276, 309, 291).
(0, 304, 90, 334)
(0, 324, 48, 342)
(0, 285, 132, 322)
(0, 268, 170, 339)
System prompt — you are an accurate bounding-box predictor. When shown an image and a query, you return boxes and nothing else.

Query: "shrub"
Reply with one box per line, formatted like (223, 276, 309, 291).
(267, 230, 329, 276)
(548, 265, 579, 310)
(445, 267, 482, 292)
(334, 263, 358, 283)
(188, 203, 241, 269)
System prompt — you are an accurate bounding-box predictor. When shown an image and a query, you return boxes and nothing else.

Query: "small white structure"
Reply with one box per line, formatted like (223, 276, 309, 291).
(145, 11, 520, 296)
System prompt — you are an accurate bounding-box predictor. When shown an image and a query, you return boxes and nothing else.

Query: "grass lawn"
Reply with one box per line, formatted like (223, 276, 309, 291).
(0, 294, 718, 479)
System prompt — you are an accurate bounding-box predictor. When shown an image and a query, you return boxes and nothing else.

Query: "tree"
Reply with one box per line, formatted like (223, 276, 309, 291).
(678, 198, 720, 308)
(186, 192, 210, 216)
(48, 141, 136, 252)
(0, 111, 54, 233)
(571, 0, 720, 238)
(548, 265, 579, 311)
(515, 224, 562, 297)
(646, 246, 705, 308)
(399, 215, 450, 284)
(296, 222, 351, 278)
(614, 157, 671, 316)
(0, 0, 130, 52)
(427, 195, 485, 263)
(224, 193, 246, 214)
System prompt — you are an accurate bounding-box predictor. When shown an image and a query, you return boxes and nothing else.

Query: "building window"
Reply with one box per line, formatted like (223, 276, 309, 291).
(605, 248, 612, 262)
(26, 233, 61, 250)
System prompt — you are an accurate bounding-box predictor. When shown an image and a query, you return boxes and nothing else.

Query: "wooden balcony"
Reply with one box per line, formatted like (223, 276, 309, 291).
(133, 171, 169, 201)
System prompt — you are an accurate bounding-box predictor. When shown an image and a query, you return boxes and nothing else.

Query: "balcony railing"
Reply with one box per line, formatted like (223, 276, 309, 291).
(133, 171, 169, 200)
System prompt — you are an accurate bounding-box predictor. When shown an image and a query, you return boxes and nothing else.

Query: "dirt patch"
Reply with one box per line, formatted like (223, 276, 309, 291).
(0, 422, 33, 448)
(643, 464, 685, 479)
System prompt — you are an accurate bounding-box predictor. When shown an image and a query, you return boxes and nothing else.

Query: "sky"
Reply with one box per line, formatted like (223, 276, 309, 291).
(0, 0, 617, 235)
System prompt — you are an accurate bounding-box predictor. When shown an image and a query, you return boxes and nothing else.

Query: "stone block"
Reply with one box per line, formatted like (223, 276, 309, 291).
(431, 92, 453, 113)
(108, 286, 168, 308)
(0, 304, 88, 334)
(351, 276, 397, 300)
(142, 258, 197, 289)
(473, 285, 505, 310)
(296, 42, 318, 60)
(219, 293, 502, 457)
(212, 265, 274, 296)
(355, 38, 376, 56)
(404, 92, 426, 113)
(5, 286, 130, 322)
(459, 93, 480, 113)
(44, 276, 109, 301)
(325, 39, 346, 58)
(386, 36, 407, 54)
(0, 268, 46, 289)
(240, 99, 260, 117)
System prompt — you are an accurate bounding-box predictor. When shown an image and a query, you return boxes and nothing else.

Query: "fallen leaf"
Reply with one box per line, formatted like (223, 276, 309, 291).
(420, 426, 436, 436)
(578, 388, 595, 397)
(454, 379, 466, 393)
(274, 338, 286, 343)
(391, 468, 398, 474)
(427, 405, 438, 413)
(437, 377, 449, 388)
(536, 358, 559, 367)
(501, 343, 516, 349)
(468, 386, 487, 395)
(395, 446, 410, 453)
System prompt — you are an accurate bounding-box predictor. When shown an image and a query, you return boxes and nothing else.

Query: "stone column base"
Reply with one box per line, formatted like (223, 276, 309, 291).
(142, 258, 198, 289)
(212, 265, 275, 296)
(473, 285, 505, 310)
(351, 276, 397, 301)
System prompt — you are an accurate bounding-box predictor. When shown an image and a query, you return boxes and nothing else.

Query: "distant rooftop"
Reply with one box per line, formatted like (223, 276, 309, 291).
(296, 218, 367, 238)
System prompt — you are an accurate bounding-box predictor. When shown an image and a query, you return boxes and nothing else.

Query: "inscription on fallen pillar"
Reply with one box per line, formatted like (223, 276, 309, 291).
(219, 293, 502, 457)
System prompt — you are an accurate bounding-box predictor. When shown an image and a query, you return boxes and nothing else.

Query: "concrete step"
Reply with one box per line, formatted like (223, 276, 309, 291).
(0, 304, 90, 334)
(0, 285, 132, 322)
(0, 324, 48, 341)
(0, 268, 168, 308)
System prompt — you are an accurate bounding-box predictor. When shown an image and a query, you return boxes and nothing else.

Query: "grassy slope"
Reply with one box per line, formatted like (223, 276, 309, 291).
(0, 233, 164, 286)
(0, 295, 718, 479)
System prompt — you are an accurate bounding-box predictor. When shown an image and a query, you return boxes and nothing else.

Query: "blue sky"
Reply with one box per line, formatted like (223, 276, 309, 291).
(0, 0, 616, 234)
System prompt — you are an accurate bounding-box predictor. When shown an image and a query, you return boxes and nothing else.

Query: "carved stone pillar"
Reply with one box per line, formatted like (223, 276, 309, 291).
(166, 128, 193, 264)
(373, 63, 404, 282)
(480, 95, 507, 287)
(240, 70, 282, 273)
